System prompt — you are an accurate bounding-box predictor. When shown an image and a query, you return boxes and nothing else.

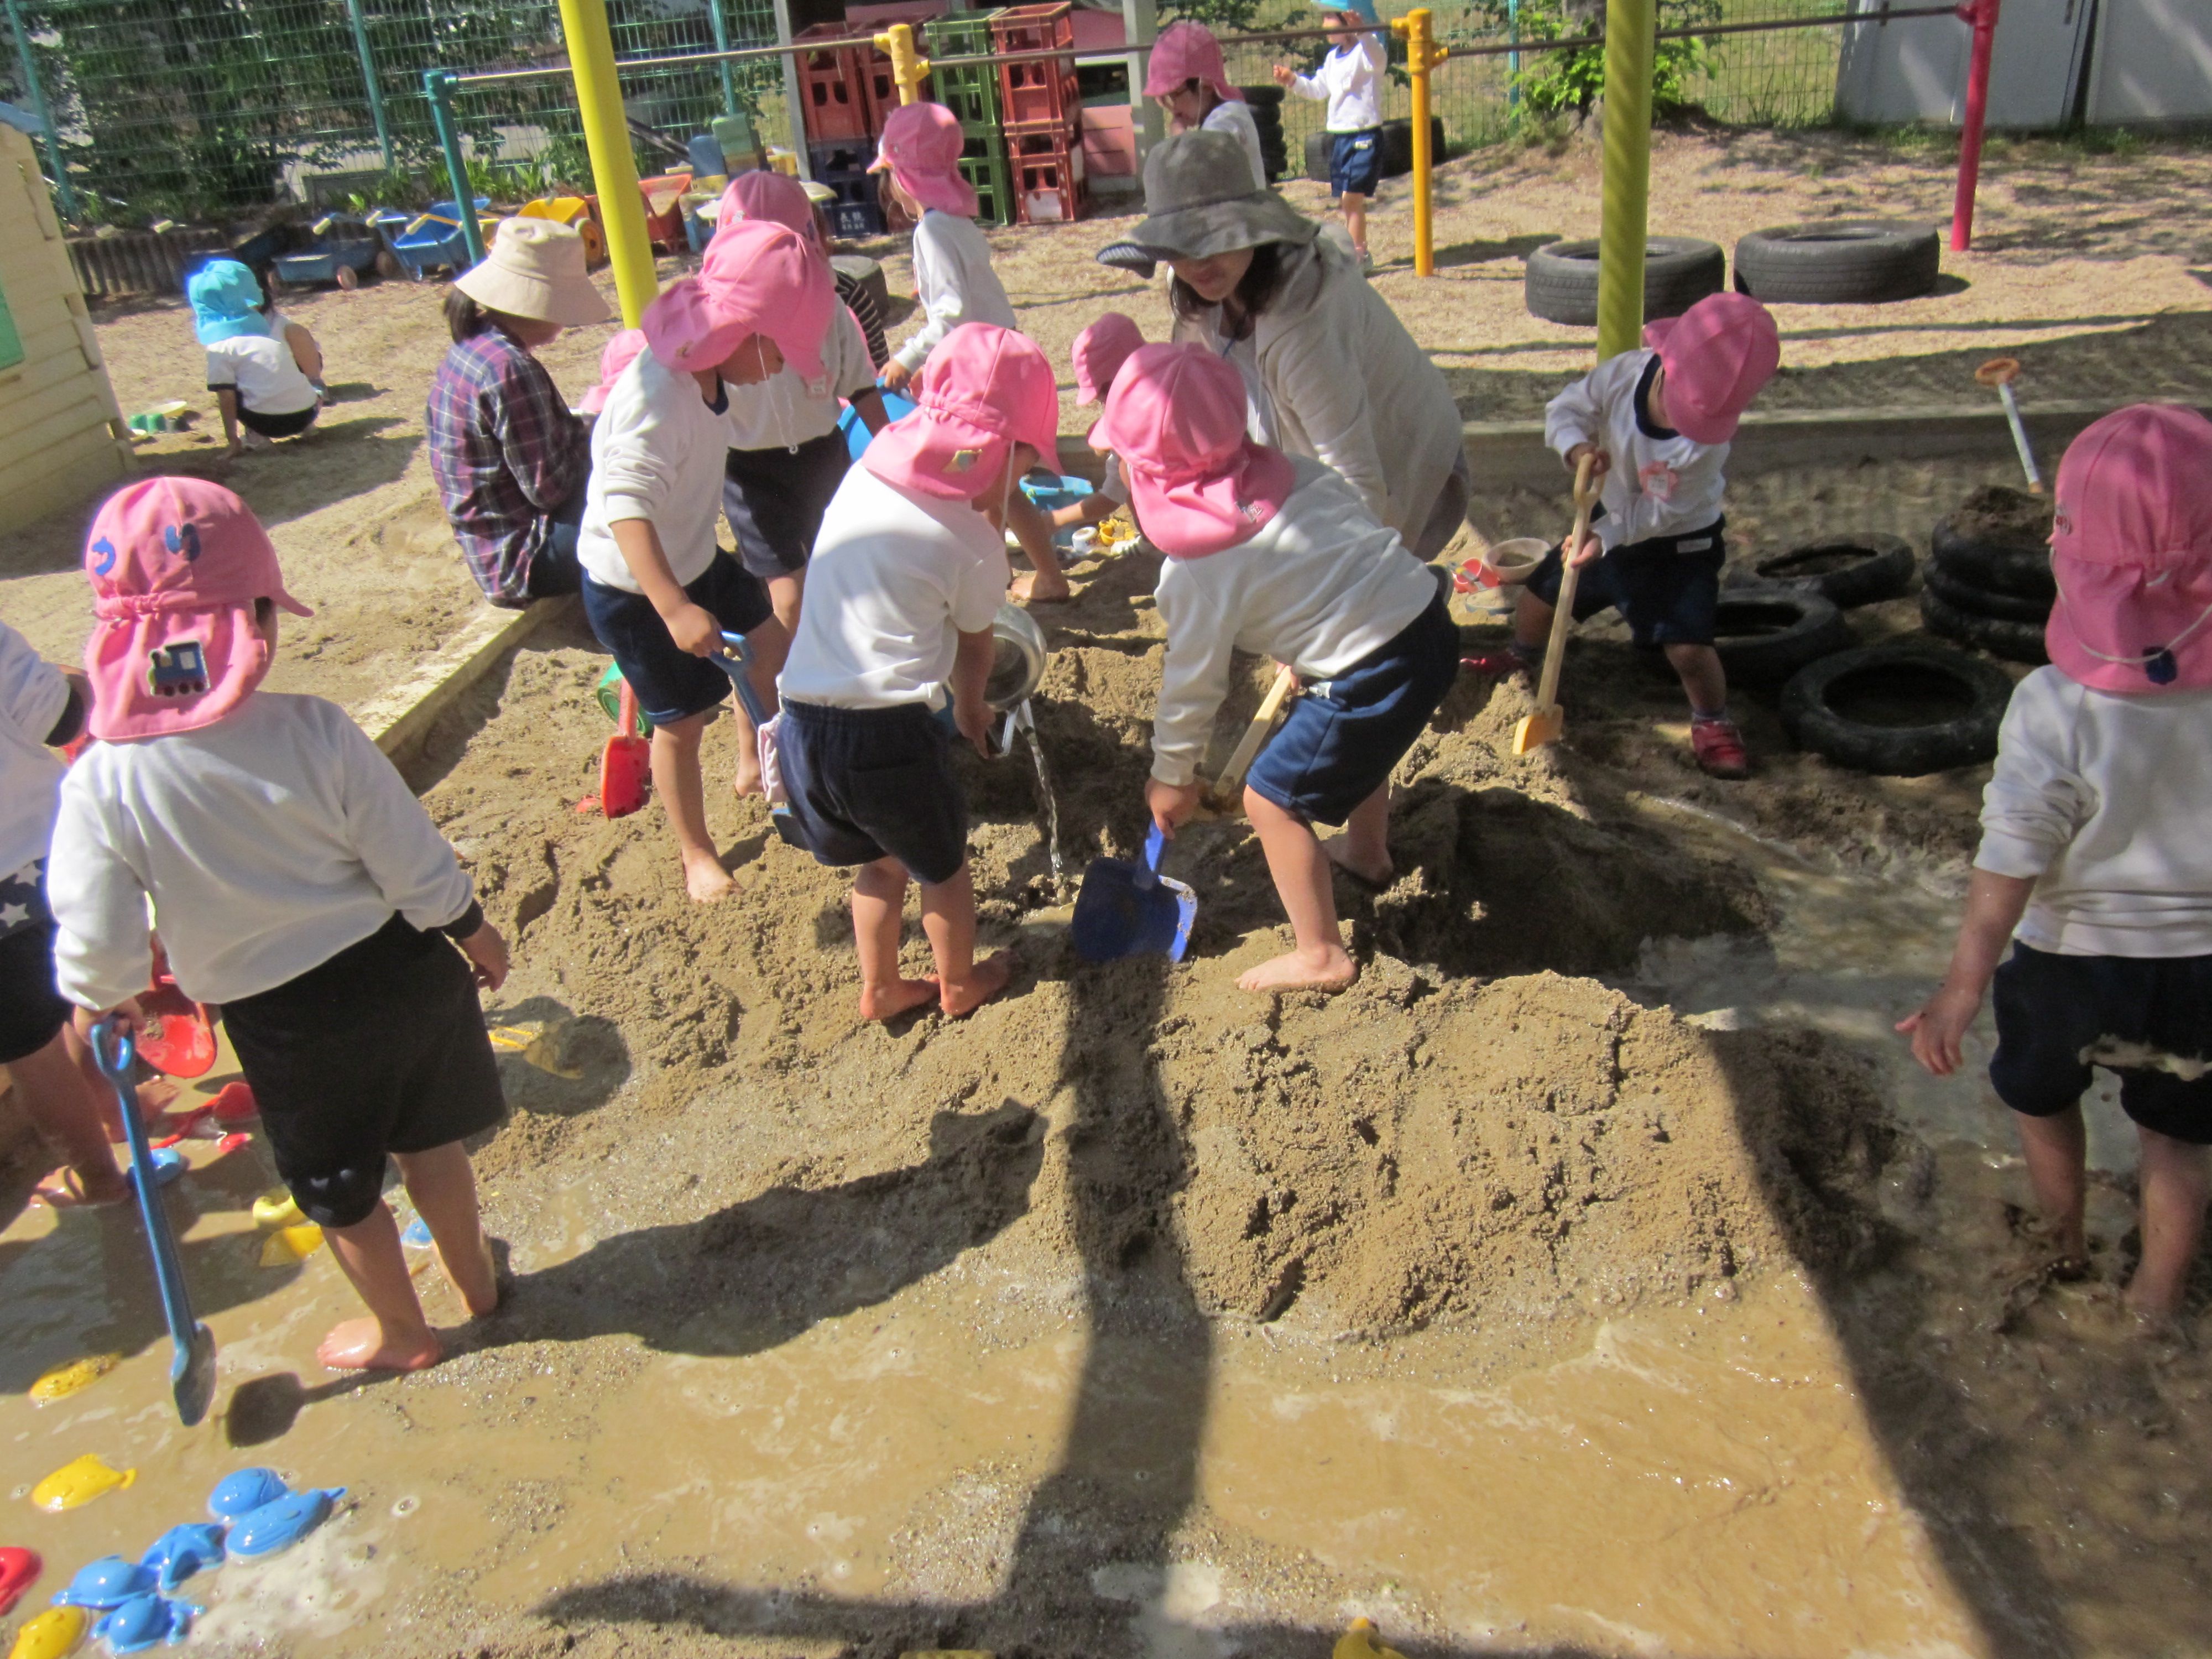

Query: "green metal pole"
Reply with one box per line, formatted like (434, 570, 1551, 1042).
(1506, 0, 1520, 109)
(4, 0, 77, 221)
(343, 0, 393, 171)
(425, 69, 486, 265)
(1595, 0, 1655, 361)
(703, 0, 743, 122)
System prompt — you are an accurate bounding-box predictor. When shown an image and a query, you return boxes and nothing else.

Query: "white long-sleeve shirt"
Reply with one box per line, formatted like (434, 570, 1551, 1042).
(1289, 34, 1385, 131)
(0, 622, 69, 885)
(724, 302, 878, 452)
(1150, 457, 1438, 787)
(578, 348, 732, 592)
(1202, 99, 1269, 189)
(892, 210, 1018, 375)
(1974, 666, 2212, 958)
(47, 693, 477, 1008)
(1543, 348, 1728, 552)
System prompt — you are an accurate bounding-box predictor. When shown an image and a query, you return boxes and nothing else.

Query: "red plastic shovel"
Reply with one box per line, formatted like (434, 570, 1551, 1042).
(599, 679, 651, 818)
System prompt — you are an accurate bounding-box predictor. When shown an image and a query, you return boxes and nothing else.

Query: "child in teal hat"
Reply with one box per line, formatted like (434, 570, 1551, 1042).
(187, 259, 327, 458)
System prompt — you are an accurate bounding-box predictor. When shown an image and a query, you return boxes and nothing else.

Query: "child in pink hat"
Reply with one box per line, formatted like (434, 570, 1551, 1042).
(576, 226, 833, 905)
(1147, 22, 1267, 191)
(1903, 404, 2212, 1322)
(45, 477, 512, 1373)
(776, 324, 1060, 1023)
(1476, 290, 1781, 780)
(1100, 343, 1459, 995)
(1049, 312, 1147, 541)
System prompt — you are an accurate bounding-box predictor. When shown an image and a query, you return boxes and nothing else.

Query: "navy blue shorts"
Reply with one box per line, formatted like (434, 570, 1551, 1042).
(779, 700, 969, 885)
(724, 429, 850, 581)
(1329, 127, 1383, 198)
(581, 550, 773, 726)
(1247, 591, 1459, 827)
(1991, 942, 2212, 1144)
(1524, 520, 1726, 650)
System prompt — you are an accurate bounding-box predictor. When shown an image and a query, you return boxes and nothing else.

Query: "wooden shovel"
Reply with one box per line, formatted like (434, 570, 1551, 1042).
(1205, 662, 1300, 812)
(1512, 451, 1599, 755)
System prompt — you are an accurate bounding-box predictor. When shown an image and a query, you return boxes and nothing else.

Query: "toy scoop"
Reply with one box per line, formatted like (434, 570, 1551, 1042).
(207, 1467, 288, 1521)
(138, 1526, 225, 1593)
(0, 1548, 40, 1616)
(31, 1455, 134, 1513)
(134, 968, 215, 1080)
(8, 1606, 87, 1659)
(50, 1558, 154, 1610)
(226, 1488, 345, 1558)
(1071, 825, 1196, 966)
(92, 1594, 196, 1655)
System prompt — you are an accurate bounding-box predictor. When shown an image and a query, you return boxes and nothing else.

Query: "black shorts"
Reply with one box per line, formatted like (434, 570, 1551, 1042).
(1524, 520, 1726, 650)
(1991, 942, 2212, 1144)
(1329, 127, 1382, 198)
(1246, 590, 1460, 827)
(222, 913, 507, 1228)
(0, 859, 67, 1066)
(724, 429, 851, 581)
(779, 700, 969, 885)
(581, 550, 774, 726)
(235, 402, 320, 439)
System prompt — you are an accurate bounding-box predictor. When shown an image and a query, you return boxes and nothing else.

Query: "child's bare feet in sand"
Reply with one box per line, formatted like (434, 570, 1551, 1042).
(860, 976, 939, 1021)
(1238, 942, 1358, 994)
(34, 1162, 129, 1208)
(317, 1317, 442, 1373)
(1011, 570, 1071, 604)
(1320, 836, 1393, 893)
(682, 848, 734, 904)
(434, 1229, 500, 1318)
(733, 751, 763, 800)
(939, 951, 1011, 1018)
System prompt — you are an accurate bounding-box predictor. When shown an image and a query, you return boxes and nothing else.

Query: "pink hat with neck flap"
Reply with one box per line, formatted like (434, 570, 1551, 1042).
(691, 218, 834, 389)
(1073, 312, 1145, 406)
(867, 102, 978, 219)
(1092, 343, 1293, 559)
(1641, 293, 1780, 446)
(717, 169, 817, 244)
(1144, 22, 1245, 103)
(864, 324, 1059, 499)
(2047, 402, 2212, 693)
(81, 477, 312, 742)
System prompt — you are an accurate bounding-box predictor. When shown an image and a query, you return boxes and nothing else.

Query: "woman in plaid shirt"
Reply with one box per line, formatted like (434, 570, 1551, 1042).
(427, 219, 611, 607)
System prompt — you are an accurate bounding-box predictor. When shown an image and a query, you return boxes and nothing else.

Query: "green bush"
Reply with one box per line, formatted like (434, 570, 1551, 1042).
(1468, 0, 1719, 119)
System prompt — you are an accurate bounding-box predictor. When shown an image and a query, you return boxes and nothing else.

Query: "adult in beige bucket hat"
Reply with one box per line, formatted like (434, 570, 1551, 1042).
(427, 217, 612, 607)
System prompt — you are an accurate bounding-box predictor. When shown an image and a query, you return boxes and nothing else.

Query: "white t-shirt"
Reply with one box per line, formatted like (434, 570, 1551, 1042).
(47, 692, 477, 1008)
(205, 329, 319, 416)
(1976, 666, 2212, 958)
(1202, 99, 1269, 190)
(1290, 34, 1385, 132)
(0, 621, 69, 885)
(894, 210, 1019, 374)
(578, 349, 732, 592)
(778, 462, 1009, 709)
(724, 302, 878, 453)
(1543, 348, 1728, 552)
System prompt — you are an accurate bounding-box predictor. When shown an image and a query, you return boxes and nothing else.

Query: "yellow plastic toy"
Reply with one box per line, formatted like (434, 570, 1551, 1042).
(8, 1606, 88, 1659)
(1334, 1619, 1406, 1659)
(258, 1223, 324, 1267)
(251, 1190, 305, 1230)
(518, 195, 608, 268)
(28, 1354, 119, 1405)
(29, 1454, 135, 1512)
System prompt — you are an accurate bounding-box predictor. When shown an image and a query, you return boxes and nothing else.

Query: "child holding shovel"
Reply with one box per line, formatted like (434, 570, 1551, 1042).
(1467, 292, 1779, 780)
(46, 479, 510, 1373)
(1113, 343, 1458, 994)
(1902, 405, 2212, 1323)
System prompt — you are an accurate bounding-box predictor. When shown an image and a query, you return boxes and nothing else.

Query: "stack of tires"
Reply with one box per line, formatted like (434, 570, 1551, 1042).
(1302, 116, 1446, 186)
(1919, 487, 2053, 664)
(1239, 85, 1290, 186)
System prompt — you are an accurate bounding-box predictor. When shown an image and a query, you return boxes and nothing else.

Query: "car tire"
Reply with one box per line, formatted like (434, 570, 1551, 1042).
(1923, 560, 2052, 624)
(1525, 237, 1728, 327)
(1782, 643, 2015, 775)
(1919, 588, 2048, 663)
(1712, 585, 1852, 687)
(1747, 533, 1914, 609)
(1377, 116, 1447, 179)
(1928, 517, 2055, 601)
(1732, 220, 1942, 304)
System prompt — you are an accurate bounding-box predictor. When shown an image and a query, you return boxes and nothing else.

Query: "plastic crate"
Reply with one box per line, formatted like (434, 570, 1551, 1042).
(825, 200, 887, 239)
(1009, 127, 1086, 224)
(808, 136, 878, 179)
(1078, 103, 1136, 176)
(958, 134, 1012, 226)
(990, 2, 1079, 132)
(795, 23, 874, 142)
(925, 11, 1004, 133)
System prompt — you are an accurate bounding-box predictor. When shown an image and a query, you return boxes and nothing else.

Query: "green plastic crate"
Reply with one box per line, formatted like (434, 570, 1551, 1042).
(926, 10, 1004, 134)
(958, 143, 1013, 227)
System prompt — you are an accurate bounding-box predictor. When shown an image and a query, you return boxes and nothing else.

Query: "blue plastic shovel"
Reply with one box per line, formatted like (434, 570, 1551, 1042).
(91, 1020, 216, 1426)
(1071, 825, 1197, 965)
(712, 632, 808, 849)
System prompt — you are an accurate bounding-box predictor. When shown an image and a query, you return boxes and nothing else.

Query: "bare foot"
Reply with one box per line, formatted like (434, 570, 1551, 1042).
(1237, 945, 1358, 994)
(316, 1317, 442, 1373)
(859, 975, 939, 1021)
(1010, 570, 1072, 604)
(34, 1164, 129, 1209)
(434, 1230, 500, 1317)
(733, 755, 763, 800)
(1321, 836, 1393, 893)
(683, 849, 735, 904)
(939, 951, 1012, 1018)
(101, 1079, 181, 1141)
(2124, 1275, 2189, 1324)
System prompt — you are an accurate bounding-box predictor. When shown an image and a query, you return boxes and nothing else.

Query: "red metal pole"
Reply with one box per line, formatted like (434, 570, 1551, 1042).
(1950, 0, 2000, 252)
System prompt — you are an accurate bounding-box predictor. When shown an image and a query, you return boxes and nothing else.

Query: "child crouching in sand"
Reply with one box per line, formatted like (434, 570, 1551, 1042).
(1902, 405, 2212, 1323)
(1111, 343, 1459, 994)
(776, 324, 1060, 1021)
(48, 479, 509, 1372)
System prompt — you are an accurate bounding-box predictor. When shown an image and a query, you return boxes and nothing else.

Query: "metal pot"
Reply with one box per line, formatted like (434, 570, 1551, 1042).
(984, 603, 1048, 712)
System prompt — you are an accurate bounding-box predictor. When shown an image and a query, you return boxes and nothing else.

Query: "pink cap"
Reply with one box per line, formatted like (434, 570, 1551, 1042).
(697, 218, 834, 388)
(864, 324, 1060, 499)
(867, 102, 978, 219)
(1073, 312, 1145, 406)
(1641, 293, 1780, 446)
(2047, 403, 2212, 693)
(717, 169, 816, 243)
(1092, 343, 1294, 559)
(1144, 22, 1245, 103)
(81, 478, 312, 742)
(578, 326, 645, 416)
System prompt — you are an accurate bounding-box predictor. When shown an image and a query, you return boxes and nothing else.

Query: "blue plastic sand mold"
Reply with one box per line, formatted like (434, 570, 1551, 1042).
(93, 1591, 197, 1653)
(226, 1487, 346, 1558)
(206, 1467, 288, 1521)
(139, 1525, 225, 1593)
(51, 1556, 154, 1609)
(1071, 825, 1197, 966)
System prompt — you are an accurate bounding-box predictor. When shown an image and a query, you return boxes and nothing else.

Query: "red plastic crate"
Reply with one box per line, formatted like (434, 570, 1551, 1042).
(990, 2, 1080, 132)
(795, 24, 875, 142)
(1009, 126, 1087, 224)
(1078, 103, 1136, 176)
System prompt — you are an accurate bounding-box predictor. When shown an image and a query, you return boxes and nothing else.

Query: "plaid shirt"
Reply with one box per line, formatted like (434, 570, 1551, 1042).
(426, 330, 588, 604)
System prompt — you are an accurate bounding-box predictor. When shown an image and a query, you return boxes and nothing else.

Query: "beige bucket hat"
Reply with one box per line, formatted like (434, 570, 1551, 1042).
(455, 216, 612, 327)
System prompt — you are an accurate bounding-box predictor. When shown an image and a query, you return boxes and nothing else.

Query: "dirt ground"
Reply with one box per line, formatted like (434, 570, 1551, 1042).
(5, 126, 2212, 1657)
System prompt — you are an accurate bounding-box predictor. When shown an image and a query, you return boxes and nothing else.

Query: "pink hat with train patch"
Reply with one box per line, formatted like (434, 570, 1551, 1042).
(81, 478, 312, 742)
(1641, 293, 1780, 446)
(864, 324, 1060, 499)
(2047, 403, 2212, 693)
(1073, 312, 1145, 406)
(868, 102, 978, 219)
(1092, 342, 1293, 559)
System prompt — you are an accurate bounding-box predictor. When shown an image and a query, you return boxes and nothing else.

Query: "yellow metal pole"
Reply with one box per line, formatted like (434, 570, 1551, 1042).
(558, 0, 657, 326)
(875, 23, 930, 105)
(1594, 0, 1655, 359)
(1390, 8, 1447, 278)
